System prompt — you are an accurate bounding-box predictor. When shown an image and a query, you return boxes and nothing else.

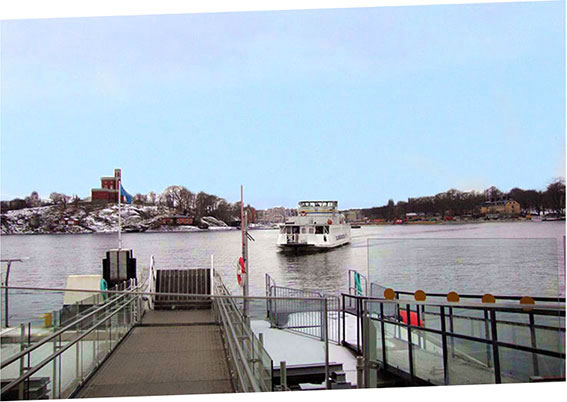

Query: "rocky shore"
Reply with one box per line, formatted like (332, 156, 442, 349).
(0, 204, 237, 235)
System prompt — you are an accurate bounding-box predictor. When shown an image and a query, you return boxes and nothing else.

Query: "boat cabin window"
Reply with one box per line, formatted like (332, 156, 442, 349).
(315, 226, 329, 234)
(283, 226, 300, 234)
(309, 227, 315, 234)
(301, 227, 306, 234)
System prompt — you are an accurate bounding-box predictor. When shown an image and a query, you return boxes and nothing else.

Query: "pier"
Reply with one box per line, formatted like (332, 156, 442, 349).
(76, 310, 233, 397)
(1, 266, 565, 399)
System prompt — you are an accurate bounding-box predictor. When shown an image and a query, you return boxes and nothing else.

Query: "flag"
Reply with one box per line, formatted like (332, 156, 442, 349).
(120, 184, 133, 204)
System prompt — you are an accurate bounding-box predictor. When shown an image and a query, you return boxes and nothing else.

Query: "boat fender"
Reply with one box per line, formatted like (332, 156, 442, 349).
(327, 219, 333, 225)
(399, 310, 423, 327)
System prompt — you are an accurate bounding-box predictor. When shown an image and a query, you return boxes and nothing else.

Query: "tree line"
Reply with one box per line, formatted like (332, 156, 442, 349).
(360, 179, 565, 221)
(0, 186, 255, 224)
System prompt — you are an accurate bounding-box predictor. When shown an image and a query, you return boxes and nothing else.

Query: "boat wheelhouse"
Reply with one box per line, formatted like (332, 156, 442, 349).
(276, 201, 351, 250)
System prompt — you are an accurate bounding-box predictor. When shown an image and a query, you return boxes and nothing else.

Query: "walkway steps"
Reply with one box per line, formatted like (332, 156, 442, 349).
(76, 310, 234, 398)
(154, 269, 211, 310)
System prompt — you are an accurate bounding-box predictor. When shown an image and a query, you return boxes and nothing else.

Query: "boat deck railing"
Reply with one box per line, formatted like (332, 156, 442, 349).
(342, 292, 565, 386)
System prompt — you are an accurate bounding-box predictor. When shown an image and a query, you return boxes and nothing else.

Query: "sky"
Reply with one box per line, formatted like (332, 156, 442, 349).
(1, 1, 565, 210)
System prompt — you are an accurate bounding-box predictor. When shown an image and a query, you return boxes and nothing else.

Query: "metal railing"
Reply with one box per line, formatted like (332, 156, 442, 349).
(265, 274, 340, 343)
(213, 271, 273, 392)
(1, 279, 142, 400)
(354, 297, 565, 387)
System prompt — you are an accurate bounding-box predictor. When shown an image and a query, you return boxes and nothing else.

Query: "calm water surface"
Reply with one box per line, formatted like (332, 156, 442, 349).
(1, 221, 565, 324)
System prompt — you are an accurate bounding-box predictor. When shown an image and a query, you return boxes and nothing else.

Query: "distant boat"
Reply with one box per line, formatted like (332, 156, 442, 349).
(276, 201, 351, 250)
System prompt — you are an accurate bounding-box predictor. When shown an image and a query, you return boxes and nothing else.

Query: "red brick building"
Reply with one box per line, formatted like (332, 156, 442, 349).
(91, 169, 127, 203)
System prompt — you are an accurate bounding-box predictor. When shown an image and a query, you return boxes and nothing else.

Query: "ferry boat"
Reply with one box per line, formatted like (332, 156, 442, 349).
(276, 201, 351, 250)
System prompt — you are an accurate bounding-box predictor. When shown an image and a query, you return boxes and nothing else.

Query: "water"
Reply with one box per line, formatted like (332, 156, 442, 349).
(1, 221, 565, 324)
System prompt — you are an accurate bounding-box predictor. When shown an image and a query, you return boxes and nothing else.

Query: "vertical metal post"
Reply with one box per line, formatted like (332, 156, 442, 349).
(489, 309, 502, 383)
(53, 332, 58, 399)
(324, 298, 330, 390)
(259, 332, 264, 346)
(406, 304, 414, 381)
(342, 294, 346, 344)
(356, 356, 365, 388)
(528, 312, 540, 376)
(280, 361, 287, 390)
(440, 306, 449, 385)
(380, 303, 387, 368)
(483, 309, 492, 367)
(3, 262, 11, 328)
(18, 323, 25, 400)
(75, 302, 80, 383)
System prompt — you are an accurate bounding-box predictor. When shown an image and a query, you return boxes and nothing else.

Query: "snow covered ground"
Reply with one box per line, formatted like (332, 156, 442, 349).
(1, 205, 235, 235)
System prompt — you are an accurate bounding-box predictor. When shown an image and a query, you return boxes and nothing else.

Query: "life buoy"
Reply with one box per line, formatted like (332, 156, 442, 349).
(400, 310, 423, 327)
(236, 257, 246, 286)
(300, 211, 307, 216)
(327, 219, 333, 225)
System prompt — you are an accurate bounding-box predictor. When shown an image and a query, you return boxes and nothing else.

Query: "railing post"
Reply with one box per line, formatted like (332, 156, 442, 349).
(280, 361, 287, 391)
(528, 312, 540, 376)
(18, 323, 25, 400)
(342, 294, 346, 344)
(489, 309, 502, 384)
(440, 306, 449, 385)
(484, 309, 492, 368)
(324, 298, 330, 390)
(406, 304, 414, 381)
(356, 356, 365, 388)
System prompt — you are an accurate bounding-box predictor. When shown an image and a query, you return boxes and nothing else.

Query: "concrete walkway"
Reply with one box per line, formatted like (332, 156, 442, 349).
(77, 310, 234, 398)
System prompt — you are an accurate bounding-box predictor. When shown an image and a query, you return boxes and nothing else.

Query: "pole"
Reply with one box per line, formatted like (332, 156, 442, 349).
(241, 185, 249, 319)
(118, 178, 122, 250)
(4, 262, 11, 328)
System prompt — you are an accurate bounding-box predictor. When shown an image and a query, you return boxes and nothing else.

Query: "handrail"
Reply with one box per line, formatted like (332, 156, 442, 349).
(0, 285, 327, 301)
(1, 294, 137, 396)
(1, 289, 131, 370)
(215, 293, 262, 392)
(340, 292, 565, 311)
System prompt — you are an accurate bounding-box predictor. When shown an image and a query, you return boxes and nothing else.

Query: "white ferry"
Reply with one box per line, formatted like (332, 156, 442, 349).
(276, 201, 351, 250)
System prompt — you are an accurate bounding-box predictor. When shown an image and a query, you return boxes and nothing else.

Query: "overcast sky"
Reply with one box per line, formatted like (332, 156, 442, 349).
(1, 1, 564, 209)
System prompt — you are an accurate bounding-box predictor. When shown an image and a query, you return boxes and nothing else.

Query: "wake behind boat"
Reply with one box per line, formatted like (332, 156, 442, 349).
(276, 200, 351, 250)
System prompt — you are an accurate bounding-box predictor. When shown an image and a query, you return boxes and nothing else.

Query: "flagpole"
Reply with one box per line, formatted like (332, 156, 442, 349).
(118, 177, 122, 250)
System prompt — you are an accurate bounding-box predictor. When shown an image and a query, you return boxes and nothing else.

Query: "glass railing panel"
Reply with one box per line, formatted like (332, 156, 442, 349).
(534, 326, 565, 354)
(383, 321, 409, 373)
(498, 346, 539, 383)
(411, 329, 444, 385)
(445, 335, 494, 385)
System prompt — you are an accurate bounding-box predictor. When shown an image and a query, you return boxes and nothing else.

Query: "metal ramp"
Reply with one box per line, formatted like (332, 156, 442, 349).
(76, 310, 234, 397)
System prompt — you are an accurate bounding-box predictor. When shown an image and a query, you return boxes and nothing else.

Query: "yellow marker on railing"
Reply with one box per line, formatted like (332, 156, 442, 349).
(447, 291, 460, 302)
(384, 288, 395, 300)
(481, 294, 496, 303)
(414, 290, 426, 301)
(41, 312, 52, 328)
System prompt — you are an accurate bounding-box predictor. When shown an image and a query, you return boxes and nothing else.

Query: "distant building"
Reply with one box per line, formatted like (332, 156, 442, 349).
(480, 199, 521, 216)
(159, 216, 194, 226)
(91, 169, 127, 203)
(345, 209, 362, 222)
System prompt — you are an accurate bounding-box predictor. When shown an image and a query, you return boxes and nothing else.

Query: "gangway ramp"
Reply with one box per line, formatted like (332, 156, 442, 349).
(76, 310, 234, 398)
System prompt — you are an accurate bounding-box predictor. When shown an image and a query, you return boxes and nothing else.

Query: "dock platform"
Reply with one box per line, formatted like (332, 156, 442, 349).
(76, 310, 234, 398)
